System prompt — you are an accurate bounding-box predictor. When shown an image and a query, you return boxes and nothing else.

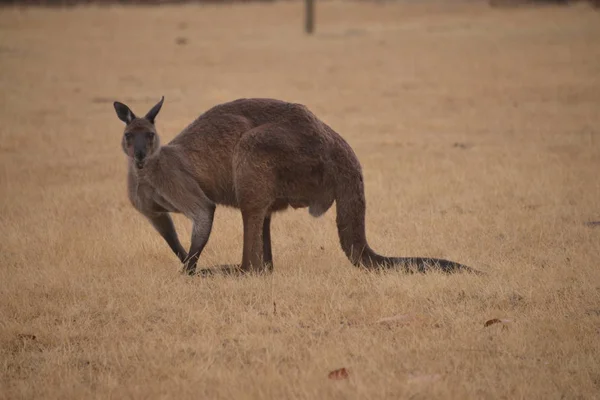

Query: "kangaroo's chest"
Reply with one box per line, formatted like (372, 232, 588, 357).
(128, 176, 181, 214)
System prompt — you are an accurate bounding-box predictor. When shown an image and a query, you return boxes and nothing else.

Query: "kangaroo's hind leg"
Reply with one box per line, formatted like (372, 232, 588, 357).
(263, 215, 273, 271)
(196, 214, 272, 277)
(234, 161, 276, 273)
(239, 207, 269, 273)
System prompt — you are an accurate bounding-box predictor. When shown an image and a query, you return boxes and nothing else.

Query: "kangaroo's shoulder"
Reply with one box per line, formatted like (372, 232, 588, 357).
(147, 145, 190, 175)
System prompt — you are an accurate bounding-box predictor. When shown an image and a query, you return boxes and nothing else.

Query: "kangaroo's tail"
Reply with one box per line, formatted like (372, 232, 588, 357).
(333, 157, 478, 274)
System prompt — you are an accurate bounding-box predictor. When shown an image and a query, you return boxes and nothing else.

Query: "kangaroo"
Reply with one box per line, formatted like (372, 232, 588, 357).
(114, 97, 475, 275)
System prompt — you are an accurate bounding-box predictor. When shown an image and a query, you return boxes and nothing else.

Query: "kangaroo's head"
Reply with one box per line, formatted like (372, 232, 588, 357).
(113, 97, 164, 169)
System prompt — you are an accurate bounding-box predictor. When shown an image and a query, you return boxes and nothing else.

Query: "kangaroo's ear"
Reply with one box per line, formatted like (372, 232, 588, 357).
(144, 96, 164, 124)
(113, 101, 136, 125)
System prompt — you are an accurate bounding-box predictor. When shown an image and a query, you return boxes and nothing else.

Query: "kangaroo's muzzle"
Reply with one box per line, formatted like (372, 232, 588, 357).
(134, 150, 146, 169)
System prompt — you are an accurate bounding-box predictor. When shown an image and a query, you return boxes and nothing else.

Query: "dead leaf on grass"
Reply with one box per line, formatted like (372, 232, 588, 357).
(376, 314, 416, 325)
(17, 333, 37, 341)
(328, 368, 349, 380)
(453, 142, 472, 149)
(484, 318, 511, 327)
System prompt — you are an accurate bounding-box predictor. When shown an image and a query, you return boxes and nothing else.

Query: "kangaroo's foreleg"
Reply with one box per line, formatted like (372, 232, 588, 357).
(183, 205, 216, 275)
(262, 215, 273, 271)
(147, 213, 187, 262)
(154, 166, 217, 276)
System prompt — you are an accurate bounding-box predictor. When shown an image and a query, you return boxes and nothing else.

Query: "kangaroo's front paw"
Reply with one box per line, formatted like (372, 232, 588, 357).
(181, 264, 196, 276)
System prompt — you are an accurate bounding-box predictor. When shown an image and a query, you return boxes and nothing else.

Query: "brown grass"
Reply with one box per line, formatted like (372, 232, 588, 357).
(1, 1, 600, 398)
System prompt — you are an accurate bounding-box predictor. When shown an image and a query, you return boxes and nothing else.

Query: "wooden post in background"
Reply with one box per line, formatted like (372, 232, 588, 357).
(305, 0, 314, 34)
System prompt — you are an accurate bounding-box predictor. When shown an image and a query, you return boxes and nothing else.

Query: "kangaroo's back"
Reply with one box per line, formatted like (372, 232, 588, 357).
(173, 98, 303, 144)
(168, 98, 332, 207)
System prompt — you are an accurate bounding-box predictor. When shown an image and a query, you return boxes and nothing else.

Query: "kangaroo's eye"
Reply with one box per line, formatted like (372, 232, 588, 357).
(147, 132, 155, 139)
(124, 133, 133, 141)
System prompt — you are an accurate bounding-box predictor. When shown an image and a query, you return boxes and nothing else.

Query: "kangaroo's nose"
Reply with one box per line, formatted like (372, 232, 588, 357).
(134, 150, 145, 161)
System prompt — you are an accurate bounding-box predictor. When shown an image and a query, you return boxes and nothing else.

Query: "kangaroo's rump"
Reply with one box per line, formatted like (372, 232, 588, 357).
(232, 114, 336, 215)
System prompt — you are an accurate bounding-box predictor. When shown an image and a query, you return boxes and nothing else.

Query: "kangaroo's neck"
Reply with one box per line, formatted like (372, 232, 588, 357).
(127, 147, 163, 179)
(126, 147, 170, 211)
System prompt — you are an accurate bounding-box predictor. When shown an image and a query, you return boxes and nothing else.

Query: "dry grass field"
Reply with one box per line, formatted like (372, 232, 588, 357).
(1, 0, 600, 398)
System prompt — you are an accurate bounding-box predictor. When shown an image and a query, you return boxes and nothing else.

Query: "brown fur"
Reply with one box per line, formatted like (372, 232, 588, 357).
(113, 97, 476, 275)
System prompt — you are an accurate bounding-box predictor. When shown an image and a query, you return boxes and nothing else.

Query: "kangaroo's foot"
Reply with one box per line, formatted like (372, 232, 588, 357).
(239, 262, 273, 275)
(181, 263, 197, 276)
(189, 263, 273, 277)
(195, 264, 244, 277)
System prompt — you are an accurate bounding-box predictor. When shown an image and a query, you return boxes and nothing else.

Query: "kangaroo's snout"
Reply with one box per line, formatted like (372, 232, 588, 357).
(134, 150, 146, 160)
(133, 133, 148, 168)
(134, 149, 146, 169)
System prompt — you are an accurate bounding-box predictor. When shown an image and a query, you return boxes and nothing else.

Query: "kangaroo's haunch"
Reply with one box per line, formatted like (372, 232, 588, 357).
(113, 97, 475, 275)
